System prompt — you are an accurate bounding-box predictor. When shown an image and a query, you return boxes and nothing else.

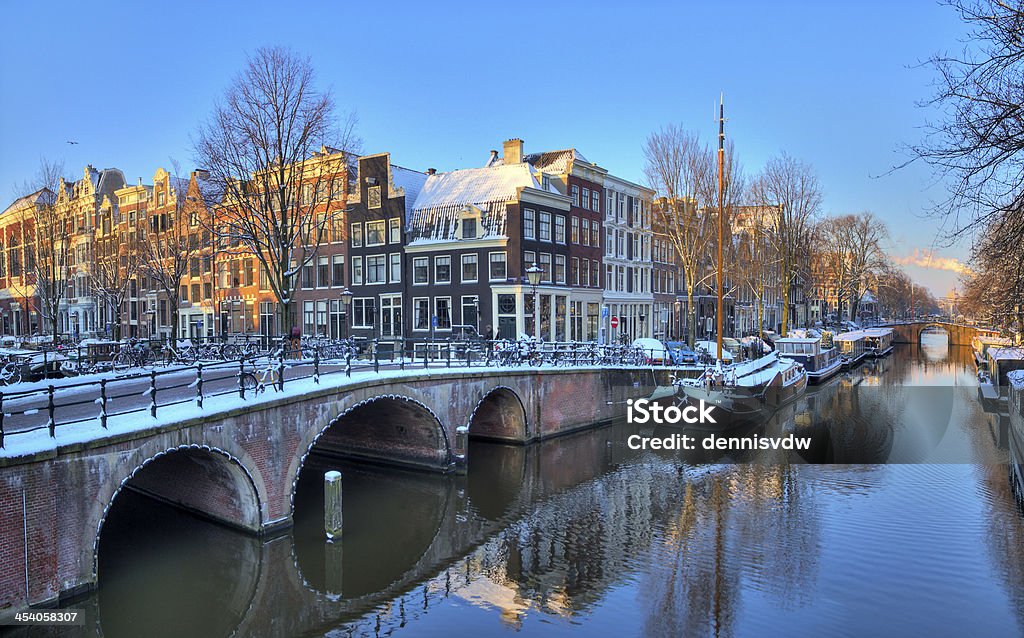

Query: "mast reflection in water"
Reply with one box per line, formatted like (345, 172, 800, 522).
(51, 334, 1024, 637)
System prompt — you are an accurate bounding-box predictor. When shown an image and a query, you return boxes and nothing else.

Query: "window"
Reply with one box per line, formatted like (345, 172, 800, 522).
(592, 260, 599, 287)
(389, 218, 401, 244)
(316, 300, 328, 336)
(303, 301, 315, 335)
(581, 219, 590, 247)
(571, 257, 580, 286)
(302, 262, 314, 288)
(434, 297, 452, 329)
(524, 251, 536, 272)
(191, 284, 200, 303)
(489, 252, 506, 280)
(353, 298, 374, 327)
(582, 258, 590, 286)
(366, 220, 385, 246)
(571, 216, 579, 244)
(435, 256, 451, 283)
(352, 256, 363, 285)
(190, 257, 200, 277)
(539, 212, 552, 241)
(539, 253, 552, 283)
(461, 253, 478, 282)
(606, 191, 614, 220)
(203, 283, 212, 300)
(351, 223, 363, 247)
(367, 185, 382, 208)
(244, 258, 255, 287)
(523, 209, 536, 240)
(582, 188, 590, 210)
(413, 256, 429, 284)
(592, 222, 600, 250)
(366, 255, 386, 284)
(203, 256, 212, 273)
(461, 217, 477, 239)
(461, 296, 479, 327)
(555, 215, 566, 244)
(592, 190, 600, 213)
(413, 297, 430, 330)
(389, 253, 401, 283)
(571, 185, 580, 207)
(555, 255, 566, 284)
(180, 286, 189, 303)
(332, 255, 344, 287)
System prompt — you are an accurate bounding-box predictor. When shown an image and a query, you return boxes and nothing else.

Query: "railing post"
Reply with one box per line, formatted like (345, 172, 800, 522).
(238, 359, 246, 400)
(150, 371, 157, 418)
(400, 338, 406, 371)
(313, 347, 321, 384)
(47, 385, 56, 437)
(277, 349, 286, 391)
(486, 340, 493, 367)
(373, 338, 379, 374)
(196, 363, 204, 409)
(0, 391, 5, 449)
(446, 338, 451, 368)
(99, 379, 108, 429)
(345, 351, 351, 378)
(423, 340, 429, 369)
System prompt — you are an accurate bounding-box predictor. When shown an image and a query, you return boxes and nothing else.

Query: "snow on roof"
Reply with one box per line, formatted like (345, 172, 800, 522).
(523, 149, 590, 174)
(835, 330, 866, 340)
(408, 164, 540, 242)
(1, 188, 53, 217)
(1009, 369, 1024, 389)
(862, 327, 893, 336)
(776, 337, 820, 343)
(989, 347, 1024, 361)
(390, 164, 427, 220)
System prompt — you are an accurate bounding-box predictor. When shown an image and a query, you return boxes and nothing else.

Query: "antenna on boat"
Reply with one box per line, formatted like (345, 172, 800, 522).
(716, 93, 725, 362)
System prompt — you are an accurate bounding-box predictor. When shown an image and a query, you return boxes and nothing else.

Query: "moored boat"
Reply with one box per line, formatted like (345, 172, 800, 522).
(775, 335, 843, 384)
(674, 352, 808, 426)
(834, 331, 868, 369)
(862, 327, 894, 357)
(971, 335, 1012, 368)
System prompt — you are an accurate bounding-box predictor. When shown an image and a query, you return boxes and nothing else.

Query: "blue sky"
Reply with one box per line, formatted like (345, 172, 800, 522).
(0, 0, 970, 295)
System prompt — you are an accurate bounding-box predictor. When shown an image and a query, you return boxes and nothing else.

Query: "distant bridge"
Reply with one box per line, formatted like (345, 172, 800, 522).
(0, 365, 657, 616)
(881, 321, 994, 346)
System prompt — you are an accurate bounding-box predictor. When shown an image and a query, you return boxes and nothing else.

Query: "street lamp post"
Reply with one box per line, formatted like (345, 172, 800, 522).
(526, 262, 543, 339)
(340, 288, 353, 340)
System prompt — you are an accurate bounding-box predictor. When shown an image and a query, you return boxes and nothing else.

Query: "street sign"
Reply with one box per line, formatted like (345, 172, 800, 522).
(431, 315, 438, 328)
(602, 306, 609, 319)
(610, 316, 619, 329)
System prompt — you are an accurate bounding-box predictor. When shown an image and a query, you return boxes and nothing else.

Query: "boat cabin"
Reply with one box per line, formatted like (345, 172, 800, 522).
(834, 331, 868, 366)
(987, 347, 1024, 393)
(862, 328, 894, 357)
(776, 336, 842, 381)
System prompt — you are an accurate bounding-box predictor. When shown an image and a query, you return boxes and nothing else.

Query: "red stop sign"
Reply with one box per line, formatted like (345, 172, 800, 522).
(610, 316, 619, 329)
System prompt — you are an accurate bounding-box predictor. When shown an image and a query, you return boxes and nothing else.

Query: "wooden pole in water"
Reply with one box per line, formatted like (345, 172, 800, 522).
(455, 425, 469, 474)
(324, 470, 343, 540)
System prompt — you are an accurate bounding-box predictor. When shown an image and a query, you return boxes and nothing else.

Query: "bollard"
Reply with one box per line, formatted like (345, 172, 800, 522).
(238, 360, 246, 399)
(150, 371, 157, 418)
(313, 348, 320, 384)
(454, 425, 469, 474)
(324, 531, 344, 596)
(373, 339, 379, 374)
(47, 385, 55, 437)
(324, 470, 343, 540)
(99, 379, 108, 429)
(277, 351, 286, 391)
(196, 363, 204, 408)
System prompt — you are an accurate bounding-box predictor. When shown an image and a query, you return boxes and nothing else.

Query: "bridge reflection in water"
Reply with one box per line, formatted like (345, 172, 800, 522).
(80, 337, 1024, 637)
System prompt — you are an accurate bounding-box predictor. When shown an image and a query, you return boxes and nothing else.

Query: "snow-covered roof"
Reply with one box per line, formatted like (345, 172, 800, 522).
(390, 164, 427, 220)
(1, 188, 54, 217)
(989, 347, 1024, 361)
(862, 328, 893, 337)
(834, 330, 866, 340)
(523, 149, 590, 174)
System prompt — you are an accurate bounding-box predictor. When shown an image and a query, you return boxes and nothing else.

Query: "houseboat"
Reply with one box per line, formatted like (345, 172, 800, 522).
(986, 346, 1024, 397)
(775, 336, 843, 384)
(862, 327, 894, 357)
(675, 352, 808, 426)
(971, 335, 1013, 368)
(834, 331, 868, 369)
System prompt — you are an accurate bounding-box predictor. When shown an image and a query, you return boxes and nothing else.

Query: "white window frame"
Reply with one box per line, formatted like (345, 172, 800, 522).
(489, 251, 507, 281)
(434, 255, 452, 284)
(365, 220, 386, 247)
(389, 253, 402, 283)
(461, 253, 478, 283)
(352, 256, 363, 285)
(413, 256, 429, 285)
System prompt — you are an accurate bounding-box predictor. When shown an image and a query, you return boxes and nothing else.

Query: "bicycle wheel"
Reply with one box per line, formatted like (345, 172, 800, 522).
(240, 371, 258, 392)
(222, 344, 241, 360)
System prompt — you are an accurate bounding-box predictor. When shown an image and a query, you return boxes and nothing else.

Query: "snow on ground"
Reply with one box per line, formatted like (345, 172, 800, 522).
(0, 361, 624, 461)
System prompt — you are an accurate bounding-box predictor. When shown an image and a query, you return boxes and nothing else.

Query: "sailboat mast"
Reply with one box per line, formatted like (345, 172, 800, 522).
(717, 95, 725, 361)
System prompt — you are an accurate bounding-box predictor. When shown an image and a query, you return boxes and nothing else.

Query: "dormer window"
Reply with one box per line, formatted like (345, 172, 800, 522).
(459, 206, 481, 240)
(462, 218, 477, 240)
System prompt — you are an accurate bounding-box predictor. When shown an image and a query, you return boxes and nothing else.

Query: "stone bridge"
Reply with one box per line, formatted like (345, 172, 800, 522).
(0, 366, 658, 616)
(882, 321, 992, 346)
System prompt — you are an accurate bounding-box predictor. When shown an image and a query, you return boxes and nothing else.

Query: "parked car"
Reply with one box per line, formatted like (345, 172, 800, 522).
(632, 338, 669, 364)
(0, 348, 67, 383)
(665, 341, 698, 365)
(694, 340, 735, 362)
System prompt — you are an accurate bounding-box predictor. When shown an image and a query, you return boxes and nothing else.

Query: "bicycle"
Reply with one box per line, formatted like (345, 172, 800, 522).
(113, 340, 152, 372)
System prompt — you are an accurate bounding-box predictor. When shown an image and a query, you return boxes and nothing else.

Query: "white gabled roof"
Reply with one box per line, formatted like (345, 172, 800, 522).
(390, 165, 428, 219)
(412, 163, 539, 212)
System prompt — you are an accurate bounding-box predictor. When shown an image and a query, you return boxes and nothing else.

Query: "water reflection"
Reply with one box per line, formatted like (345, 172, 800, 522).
(56, 336, 1024, 637)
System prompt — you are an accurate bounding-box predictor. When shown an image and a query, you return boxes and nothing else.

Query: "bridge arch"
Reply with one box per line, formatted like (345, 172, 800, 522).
(467, 386, 529, 442)
(93, 444, 264, 582)
(291, 395, 453, 509)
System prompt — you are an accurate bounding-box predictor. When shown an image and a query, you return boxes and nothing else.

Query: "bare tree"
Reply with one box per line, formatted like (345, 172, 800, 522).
(645, 125, 719, 345)
(16, 159, 72, 338)
(753, 154, 822, 336)
(92, 223, 140, 341)
(194, 46, 359, 334)
(818, 212, 889, 321)
(734, 206, 781, 338)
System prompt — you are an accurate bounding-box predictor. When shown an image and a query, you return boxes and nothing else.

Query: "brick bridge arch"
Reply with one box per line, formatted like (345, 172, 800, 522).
(92, 443, 265, 585)
(467, 386, 529, 441)
(885, 321, 982, 346)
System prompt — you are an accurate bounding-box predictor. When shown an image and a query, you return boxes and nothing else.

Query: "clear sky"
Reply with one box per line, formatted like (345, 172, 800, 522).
(0, 0, 971, 295)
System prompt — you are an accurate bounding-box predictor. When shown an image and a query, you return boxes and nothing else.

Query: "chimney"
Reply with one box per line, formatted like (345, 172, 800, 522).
(503, 138, 524, 164)
(427, 168, 437, 175)
(489, 150, 498, 163)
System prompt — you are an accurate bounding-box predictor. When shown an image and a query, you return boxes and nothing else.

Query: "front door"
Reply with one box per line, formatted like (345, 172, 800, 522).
(380, 295, 402, 338)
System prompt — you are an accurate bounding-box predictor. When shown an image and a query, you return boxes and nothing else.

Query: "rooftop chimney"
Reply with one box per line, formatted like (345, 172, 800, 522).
(427, 168, 437, 175)
(503, 138, 524, 165)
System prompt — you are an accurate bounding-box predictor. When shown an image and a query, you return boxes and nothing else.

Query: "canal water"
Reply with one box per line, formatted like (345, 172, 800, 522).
(32, 334, 1024, 637)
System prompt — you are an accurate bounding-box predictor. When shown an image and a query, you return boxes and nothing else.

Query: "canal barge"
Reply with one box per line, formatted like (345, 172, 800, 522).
(775, 336, 843, 384)
(862, 327, 895, 358)
(675, 352, 808, 425)
(971, 335, 1013, 368)
(834, 331, 868, 369)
